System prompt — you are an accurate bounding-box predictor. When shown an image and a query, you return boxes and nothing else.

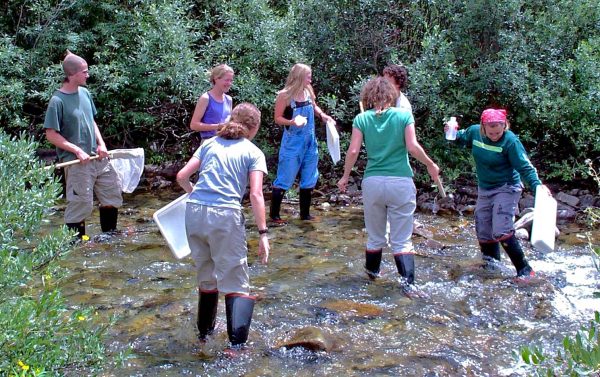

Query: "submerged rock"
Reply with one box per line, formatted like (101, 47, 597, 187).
(423, 238, 445, 249)
(413, 227, 434, 239)
(275, 326, 336, 352)
(319, 299, 384, 318)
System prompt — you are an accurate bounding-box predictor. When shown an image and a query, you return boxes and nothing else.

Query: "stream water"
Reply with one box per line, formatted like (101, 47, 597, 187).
(48, 190, 599, 376)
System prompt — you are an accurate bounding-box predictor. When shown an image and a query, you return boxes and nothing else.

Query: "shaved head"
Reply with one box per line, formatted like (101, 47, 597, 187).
(62, 50, 87, 77)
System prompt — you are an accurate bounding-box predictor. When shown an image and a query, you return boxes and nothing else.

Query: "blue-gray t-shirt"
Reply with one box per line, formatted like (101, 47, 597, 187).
(188, 137, 267, 210)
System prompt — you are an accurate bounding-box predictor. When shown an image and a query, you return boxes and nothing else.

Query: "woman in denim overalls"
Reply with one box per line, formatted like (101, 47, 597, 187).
(270, 64, 336, 223)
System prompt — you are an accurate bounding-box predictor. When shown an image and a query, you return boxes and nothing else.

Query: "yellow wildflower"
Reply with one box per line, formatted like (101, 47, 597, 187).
(17, 360, 30, 371)
(82, 234, 90, 241)
(78, 315, 86, 321)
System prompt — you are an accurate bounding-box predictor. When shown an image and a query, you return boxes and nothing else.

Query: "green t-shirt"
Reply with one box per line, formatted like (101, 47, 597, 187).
(43, 87, 98, 162)
(454, 124, 541, 190)
(353, 108, 415, 178)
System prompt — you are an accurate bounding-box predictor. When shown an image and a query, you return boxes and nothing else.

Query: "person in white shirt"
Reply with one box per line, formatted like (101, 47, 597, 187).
(383, 64, 413, 112)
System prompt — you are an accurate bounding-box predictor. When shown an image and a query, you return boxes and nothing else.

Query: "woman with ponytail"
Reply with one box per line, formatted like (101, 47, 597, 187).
(177, 103, 269, 353)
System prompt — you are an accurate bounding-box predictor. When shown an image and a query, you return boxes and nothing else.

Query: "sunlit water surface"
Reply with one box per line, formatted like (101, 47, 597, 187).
(45, 190, 599, 376)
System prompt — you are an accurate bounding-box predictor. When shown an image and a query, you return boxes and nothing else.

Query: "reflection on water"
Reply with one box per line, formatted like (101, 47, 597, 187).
(47, 190, 599, 376)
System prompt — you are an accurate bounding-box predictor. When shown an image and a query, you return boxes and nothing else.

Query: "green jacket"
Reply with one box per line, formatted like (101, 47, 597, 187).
(454, 124, 541, 190)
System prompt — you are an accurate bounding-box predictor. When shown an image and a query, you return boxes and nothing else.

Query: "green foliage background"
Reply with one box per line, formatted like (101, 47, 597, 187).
(0, 2, 598, 372)
(0, 0, 599, 183)
(0, 131, 111, 375)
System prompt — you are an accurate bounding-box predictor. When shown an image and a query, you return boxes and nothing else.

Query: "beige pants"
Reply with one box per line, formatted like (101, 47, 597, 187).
(64, 158, 122, 223)
(185, 202, 250, 295)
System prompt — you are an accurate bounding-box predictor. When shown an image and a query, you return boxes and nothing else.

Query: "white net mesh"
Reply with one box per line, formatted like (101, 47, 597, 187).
(109, 148, 145, 193)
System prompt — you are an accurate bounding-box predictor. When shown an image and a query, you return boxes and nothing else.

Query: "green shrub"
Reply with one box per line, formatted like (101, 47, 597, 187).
(0, 0, 598, 184)
(518, 312, 600, 376)
(0, 131, 111, 375)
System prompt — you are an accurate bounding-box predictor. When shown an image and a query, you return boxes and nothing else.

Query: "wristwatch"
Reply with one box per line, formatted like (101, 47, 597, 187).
(258, 228, 269, 235)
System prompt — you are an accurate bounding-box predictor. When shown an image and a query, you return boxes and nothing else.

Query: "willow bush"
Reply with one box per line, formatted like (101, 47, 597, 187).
(0, 131, 111, 375)
(0, 0, 598, 182)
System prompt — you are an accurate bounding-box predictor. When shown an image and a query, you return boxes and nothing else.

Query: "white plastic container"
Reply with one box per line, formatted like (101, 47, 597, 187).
(530, 185, 557, 253)
(445, 117, 458, 140)
(326, 119, 340, 164)
(153, 194, 191, 259)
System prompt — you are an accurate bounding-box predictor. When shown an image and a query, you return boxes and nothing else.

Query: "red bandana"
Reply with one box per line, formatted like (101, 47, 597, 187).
(481, 109, 507, 124)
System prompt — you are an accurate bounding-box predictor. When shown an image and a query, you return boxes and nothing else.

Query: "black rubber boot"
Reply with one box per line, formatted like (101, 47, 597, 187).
(197, 290, 219, 340)
(66, 221, 85, 239)
(299, 188, 313, 220)
(480, 242, 501, 261)
(394, 253, 415, 285)
(501, 234, 534, 277)
(365, 249, 383, 280)
(269, 187, 286, 224)
(99, 206, 118, 232)
(225, 294, 255, 347)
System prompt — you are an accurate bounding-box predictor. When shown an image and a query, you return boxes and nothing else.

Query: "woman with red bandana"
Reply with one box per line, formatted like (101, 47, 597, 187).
(445, 109, 549, 278)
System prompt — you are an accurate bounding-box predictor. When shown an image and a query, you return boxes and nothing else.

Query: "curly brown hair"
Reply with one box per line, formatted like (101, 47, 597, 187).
(382, 64, 408, 91)
(360, 77, 398, 111)
(218, 103, 261, 140)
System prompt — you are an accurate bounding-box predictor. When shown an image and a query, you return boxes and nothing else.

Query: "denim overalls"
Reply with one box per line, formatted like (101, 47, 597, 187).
(273, 94, 319, 190)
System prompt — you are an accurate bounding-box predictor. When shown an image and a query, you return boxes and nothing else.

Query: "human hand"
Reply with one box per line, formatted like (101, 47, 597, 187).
(75, 149, 91, 164)
(324, 115, 336, 126)
(427, 162, 440, 182)
(540, 184, 552, 196)
(293, 115, 307, 127)
(258, 235, 269, 264)
(97, 144, 109, 159)
(337, 176, 349, 193)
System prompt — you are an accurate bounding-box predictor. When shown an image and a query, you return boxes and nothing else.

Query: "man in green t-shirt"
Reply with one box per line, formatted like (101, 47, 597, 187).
(44, 51, 122, 239)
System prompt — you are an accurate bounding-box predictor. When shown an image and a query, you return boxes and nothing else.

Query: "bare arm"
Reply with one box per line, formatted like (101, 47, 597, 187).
(274, 92, 297, 127)
(313, 102, 335, 125)
(45, 128, 90, 163)
(249, 170, 269, 264)
(176, 157, 201, 193)
(190, 93, 222, 132)
(405, 123, 440, 181)
(309, 85, 334, 125)
(94, 122, 109, 158)
(337, 127, 363, 192)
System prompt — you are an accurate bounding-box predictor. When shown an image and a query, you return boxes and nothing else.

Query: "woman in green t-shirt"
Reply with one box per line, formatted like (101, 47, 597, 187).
(337, 77, 440, 295)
